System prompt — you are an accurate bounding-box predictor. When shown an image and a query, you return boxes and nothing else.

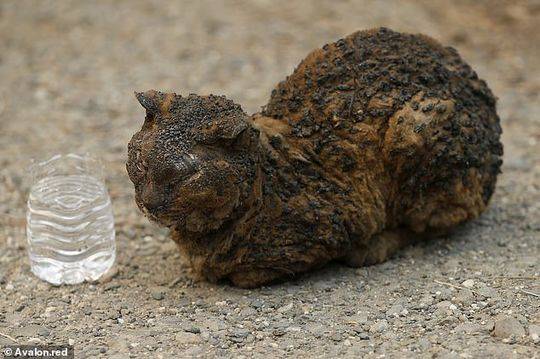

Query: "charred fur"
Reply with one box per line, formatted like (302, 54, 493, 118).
(127, 28, 502, 288)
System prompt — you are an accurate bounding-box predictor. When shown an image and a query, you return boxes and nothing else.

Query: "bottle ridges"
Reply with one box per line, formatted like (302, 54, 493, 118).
(27, 175, 116, 284)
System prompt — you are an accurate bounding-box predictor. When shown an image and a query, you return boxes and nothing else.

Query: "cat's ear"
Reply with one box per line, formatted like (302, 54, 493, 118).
(135, 90, 161, 115)
(135, 90, 177, 118)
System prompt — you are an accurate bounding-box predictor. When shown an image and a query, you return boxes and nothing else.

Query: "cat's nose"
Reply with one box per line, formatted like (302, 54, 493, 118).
(141, 182, 166, 212)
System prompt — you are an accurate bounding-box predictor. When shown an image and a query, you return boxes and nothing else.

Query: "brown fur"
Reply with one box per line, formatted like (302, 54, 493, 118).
(126, 28, 502, 288)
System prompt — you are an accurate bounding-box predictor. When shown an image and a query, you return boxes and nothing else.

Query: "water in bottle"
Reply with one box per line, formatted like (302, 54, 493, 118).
(26, 154, 116, 285)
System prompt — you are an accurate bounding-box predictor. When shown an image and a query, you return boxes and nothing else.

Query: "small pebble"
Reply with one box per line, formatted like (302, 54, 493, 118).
(529, 324, 540, 343)
(185, 326, 201, 334)
(369, 320, 388, 333)
(492, 316, 526, 338)
(151, 291, 164, 301)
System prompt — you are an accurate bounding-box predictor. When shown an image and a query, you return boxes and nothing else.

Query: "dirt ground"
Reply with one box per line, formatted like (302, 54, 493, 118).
(0, 1, 539, 358)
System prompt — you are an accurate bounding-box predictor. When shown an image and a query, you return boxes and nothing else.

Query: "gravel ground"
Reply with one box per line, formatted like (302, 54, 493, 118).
(0, 1, 539, 358)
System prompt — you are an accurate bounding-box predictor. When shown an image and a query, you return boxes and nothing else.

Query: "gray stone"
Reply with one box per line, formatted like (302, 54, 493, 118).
(492, 316, 526, 338)
(250, 300, 264, 309)
(369, 320, 388, 333)
(230, 328, 250, 339)
(306, 323, 326, 338)
(13, 325, 51, 338)
(38, 327, 51, 337)
(476, 284, 499, 298)
(454, 322, 484, 334)
(529, 324, 540, 343)
(175, 332, 201, 344)
(151, 289, 165, 301)
(104, 283, 121, 291)
(419, 294, 434, 307)
(182, 346, 205, 357)
(184, 325, 201, 334)
(453, 289, 474, 305)
(357, 332, 369, 340)
(239, 307, 257, 318)
(386, 303, 406, 317)
(350, 312, 369, 324)
(277, 303, 294, 313)
(417, 337, 431, 351)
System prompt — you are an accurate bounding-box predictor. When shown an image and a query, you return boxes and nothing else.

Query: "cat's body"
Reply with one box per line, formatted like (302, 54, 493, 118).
(127, 28, 502, 287)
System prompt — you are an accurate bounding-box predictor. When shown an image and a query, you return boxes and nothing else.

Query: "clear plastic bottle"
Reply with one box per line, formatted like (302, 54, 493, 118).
(26, 154, 116, 285)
